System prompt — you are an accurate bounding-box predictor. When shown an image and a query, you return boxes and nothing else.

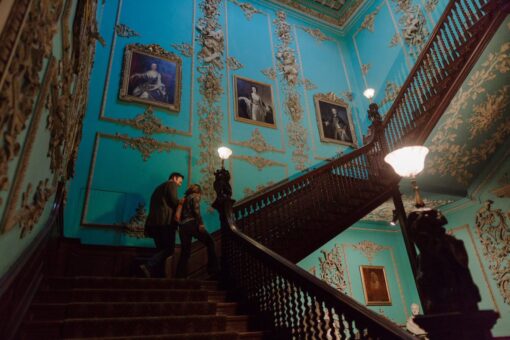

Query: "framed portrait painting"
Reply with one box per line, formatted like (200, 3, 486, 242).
(314, 93, 357, 147)
(360, 265, 392, 306)
(234, 75, 276, 129)
(120, 44, 182, 112)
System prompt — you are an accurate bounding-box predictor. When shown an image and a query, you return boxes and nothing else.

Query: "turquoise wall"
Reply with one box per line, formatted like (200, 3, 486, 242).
(298, 221, 421, 326)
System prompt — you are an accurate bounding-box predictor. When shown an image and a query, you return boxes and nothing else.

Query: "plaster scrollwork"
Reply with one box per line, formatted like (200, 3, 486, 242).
(475, 200, 510, 304)
(389, 33, 401, 48)
(115, 23, 140, 38)
(229, 0, 262, 20)
(243, 180, 275, 197)
(379, 81, 401, 107)
(352, 240, 385, 263)
(469, 86, 510, 138)
(300, 27, 332, 42)
(341, 91, 353, 102)
(122, 203, 148, 239)
(274, 11, 308, 170)
(196, 0, 225, 203)
(425, 0, 439, 13)
(318, 244, 348, 293)
(115, 133, 177, 161)
(226, 56, 244, 70)
(16, 179, 55, 238)
(172, 43, 193, 57)
(361, 63, 371, 75)
(261, 67, 277, 80)
(301, 78, 317, 91)
(360, 4, 382, 32)
(391, 0, 429, 56)
(108, 106, 179, 135)
(0, 0, 64, 203)
(237, 128, 279, 153)
(236, 155, 283, 171)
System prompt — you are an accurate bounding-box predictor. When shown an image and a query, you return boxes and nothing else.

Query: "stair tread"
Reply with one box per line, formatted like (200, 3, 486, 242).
(64, 331, 260, 339)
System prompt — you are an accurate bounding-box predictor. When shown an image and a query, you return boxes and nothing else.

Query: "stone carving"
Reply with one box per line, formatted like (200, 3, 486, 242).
(122, 203, 148, 238)
(115, 133, 177, 161)
(237, 129, 279, 153)
(0, 0, 64, 204)
(380, 81, 401, 107)
(274, 11, 308, 170)
(196, 0, 225, 204)
(475, 200, 510, 304)
(318, 244, 348, 293)
(115, 23, 140, 38)
(361, 63, 371, 75)
(360, 5, 382, 32)
(229, 0, 262, 20)
(107, 106, 179, 135)
(236, 155, 283, 171)
(389, 33, 402, 48)
(392, 0, 429, 56)
(408, 209, 481, 313)
(226, 56, 244, 70)
(17, 179, 55, 239)
(301, 27, 332, 42)
(172, 42, 193, 57)
(352, 240, 385, 263)
(261, 67, 277, 80)
(301, 78, 317, 90)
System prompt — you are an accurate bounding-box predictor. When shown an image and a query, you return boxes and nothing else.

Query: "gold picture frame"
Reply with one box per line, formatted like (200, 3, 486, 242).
(314, 92, 357, 147)
(360, 265, 392, 306)
(234, 75, 277, 129)
(120, 44, 182, 112)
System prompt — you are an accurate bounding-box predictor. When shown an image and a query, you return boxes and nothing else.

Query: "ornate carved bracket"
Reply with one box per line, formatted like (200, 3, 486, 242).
(106, 107, 179, 135)
(352, 240, 385, 263)
(229, 0, 262, 20)
(236, 129, 279, 153)
(115, 133, 177, 161)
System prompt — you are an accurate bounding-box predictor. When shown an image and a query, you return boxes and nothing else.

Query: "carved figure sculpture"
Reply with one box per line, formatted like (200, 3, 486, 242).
(406, 303, 428, 338)
(367, 103, 382, 124)
(408, 209, 481, 313)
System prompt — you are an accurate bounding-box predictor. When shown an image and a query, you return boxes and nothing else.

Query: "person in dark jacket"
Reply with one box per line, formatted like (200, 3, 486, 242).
(175, 184, 219, 278)
(140, 172, 184, 278)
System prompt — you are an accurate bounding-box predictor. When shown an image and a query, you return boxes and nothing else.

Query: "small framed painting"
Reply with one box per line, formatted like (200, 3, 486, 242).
(234, 75, 276, 129)
(360, 265, 392, 306)
(314, 93, 357, 147)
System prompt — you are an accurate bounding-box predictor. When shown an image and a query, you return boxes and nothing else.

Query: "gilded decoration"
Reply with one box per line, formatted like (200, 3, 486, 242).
(16, 179, 55, 238)
(229, 0, 263, 20)
(318, 244, 348, 293)
(274, 11, 309, 170)
(361, 63, 371, 75)
(196, 0, 225, 203)
(391, 0, 429, 56)
(360, 4, 383, 33)
(237, 129, 279, 153)
(475, 200, 510, 304)
(236, 155, 284, 171)
(389, 33, 401, 48)
(243, 180, 275, 197)
(172, 43, 193, 57)
(115, 23, 140, 38)
(425, 42, 510, 185)
(261, 67, 277, 80)
(106, 106, 179, 135)
(341, 91, 353, 102)
(122, 203, 148, 238)
(379, 81, 401, 107)
(0, 0, 64, 204)
(227, 56, 244, 70)
(352, 240, 385, 263)
(300, 27, 332, 42)
(301, 78, 317, 90)
(115, 133, 177, 161)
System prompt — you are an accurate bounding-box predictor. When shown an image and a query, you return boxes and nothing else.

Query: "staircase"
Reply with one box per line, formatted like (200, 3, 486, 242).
(18, 277, 266, 339)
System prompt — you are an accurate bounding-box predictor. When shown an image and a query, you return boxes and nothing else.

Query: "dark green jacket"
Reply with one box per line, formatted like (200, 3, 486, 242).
(145, 181, 179, 229)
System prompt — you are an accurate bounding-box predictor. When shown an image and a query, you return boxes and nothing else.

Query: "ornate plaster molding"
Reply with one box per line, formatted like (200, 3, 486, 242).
(229, 0, 262, 20)
(236, 128, 279, 153)
(389, 33, 401, 48)
(351, 240, 385, 263)
(301, 78, 317, 90)
(16, 179, 55, 239)
(261, 67, 277, 80)
(226, 56, 244, 70)
(122, 203, 148, 239)
(115, 133, 177, 161)
(172, 42, 193, 57)
(300, 27, 332, 42)
(115, 23, 140, 38)
(341, 91, 353, 102)
(475, 200, 510, 304)
(391, 0, 429, 56)
(106, 106, 179, 135)
(360, 4, 382, 32)
(379, 81, 401, 108)
(361, 63, 371, 75)
(318, 244, 348, 293)
(235, 155, 284, 171)
(425, 0, 439, 13)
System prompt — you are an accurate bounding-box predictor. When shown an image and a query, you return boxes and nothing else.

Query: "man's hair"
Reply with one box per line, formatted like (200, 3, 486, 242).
(169, 172, 184, 180)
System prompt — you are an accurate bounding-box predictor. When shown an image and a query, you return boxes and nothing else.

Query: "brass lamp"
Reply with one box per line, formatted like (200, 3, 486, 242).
(384, 146, 429, 208)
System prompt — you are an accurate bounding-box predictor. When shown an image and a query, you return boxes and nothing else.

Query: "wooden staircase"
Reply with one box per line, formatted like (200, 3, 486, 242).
(18, 277, 266, 339)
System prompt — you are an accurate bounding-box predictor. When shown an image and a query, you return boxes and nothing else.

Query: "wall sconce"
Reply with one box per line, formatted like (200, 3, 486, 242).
(363, 88, 375, 103)
(384, 146, 429, 208)
(217, 146, 232, 169)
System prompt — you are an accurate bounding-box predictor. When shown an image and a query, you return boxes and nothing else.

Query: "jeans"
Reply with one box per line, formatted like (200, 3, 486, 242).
(175, 220, 219, 278)
(146, 225, 176, 277)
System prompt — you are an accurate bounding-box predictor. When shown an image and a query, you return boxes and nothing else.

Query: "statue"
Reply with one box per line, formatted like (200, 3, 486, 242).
(367, 103, 382, 124)
(406, 303, 428, 338)
(408, 209, 481, 314)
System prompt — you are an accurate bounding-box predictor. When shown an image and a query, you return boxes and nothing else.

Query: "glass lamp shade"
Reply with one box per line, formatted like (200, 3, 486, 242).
(363, 88, 375, 99)
(384, 146, 429, 178)
(217, 146, 233, 160)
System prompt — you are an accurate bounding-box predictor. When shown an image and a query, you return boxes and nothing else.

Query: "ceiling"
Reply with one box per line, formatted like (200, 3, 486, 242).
(270, 0, 365, 27)
(419, 18, 510, 197)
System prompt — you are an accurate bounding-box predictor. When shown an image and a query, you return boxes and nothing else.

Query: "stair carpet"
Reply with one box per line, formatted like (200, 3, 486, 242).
(19, 277, 264, 339)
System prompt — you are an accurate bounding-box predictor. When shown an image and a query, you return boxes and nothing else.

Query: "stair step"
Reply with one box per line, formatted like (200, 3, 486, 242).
(27, 301, 217, 320)
(216, 302, 239, 315)
(43, 276, 204, 290)
(22, 315, 250, 338)
(208, 290, 228, 303)
(34, 289, 209, 303)
(64, 331, 266, 339)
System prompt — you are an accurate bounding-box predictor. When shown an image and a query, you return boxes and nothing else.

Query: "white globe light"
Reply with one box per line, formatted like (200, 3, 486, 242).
(217, 146, 233, 160)
(363, 88, 375, 99)
(384, 146, 429, 178)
